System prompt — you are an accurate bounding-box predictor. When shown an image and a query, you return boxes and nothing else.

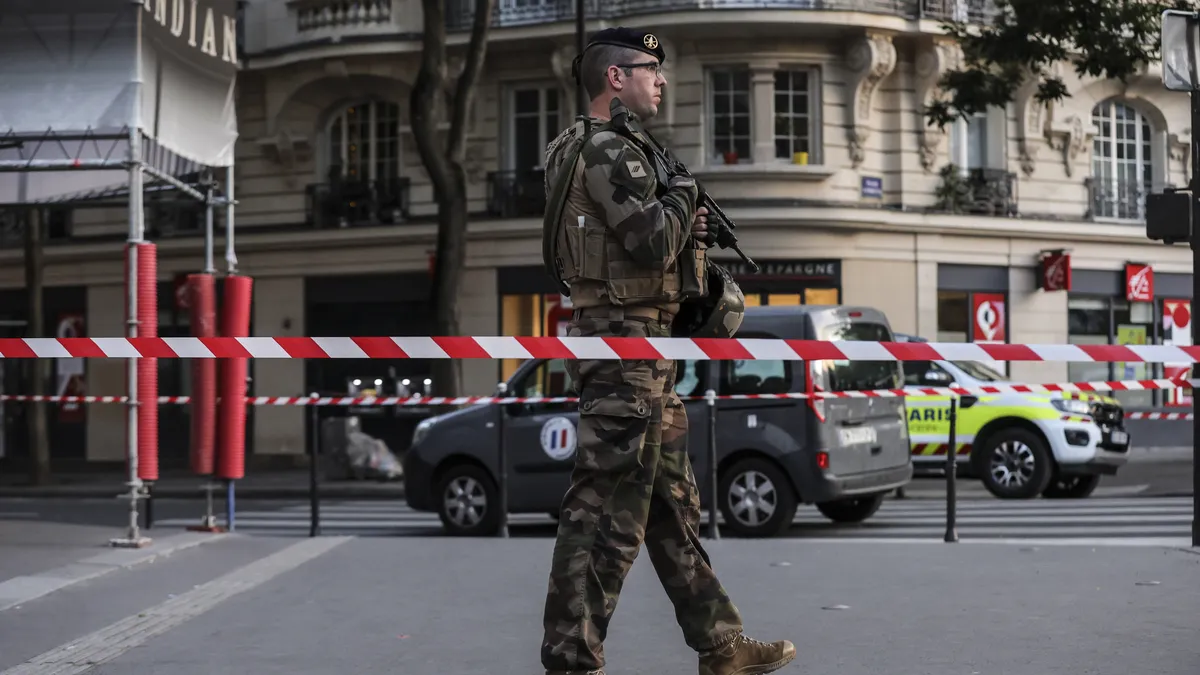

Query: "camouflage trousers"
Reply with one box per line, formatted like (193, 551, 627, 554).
(540, 314, 743, 673)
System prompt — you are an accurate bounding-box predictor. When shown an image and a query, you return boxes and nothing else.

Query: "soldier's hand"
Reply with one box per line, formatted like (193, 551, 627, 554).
(691, 206, 709, 241)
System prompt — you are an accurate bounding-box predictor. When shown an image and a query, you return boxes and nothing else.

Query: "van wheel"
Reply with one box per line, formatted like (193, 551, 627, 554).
(436, 463, 500, 536)
(816, 493, 885, 523)
(1041, 474, 1102, 499)
(717, 457, 797, 538)
(974, 428, 1053, 500)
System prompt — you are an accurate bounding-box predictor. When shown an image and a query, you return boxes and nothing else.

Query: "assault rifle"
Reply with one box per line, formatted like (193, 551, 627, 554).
(611, 99, 760, 273)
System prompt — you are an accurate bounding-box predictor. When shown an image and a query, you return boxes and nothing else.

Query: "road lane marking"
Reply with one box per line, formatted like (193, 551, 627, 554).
(0, 535, 352, 675)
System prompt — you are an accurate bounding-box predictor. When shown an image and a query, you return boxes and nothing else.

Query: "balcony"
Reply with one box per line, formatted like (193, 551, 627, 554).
(934, 166, 1018, 217)
(445, 0, 997, 31)
(1086, 178, 1148, 222)
(305, 177, 411, 229)
(240, 0, 406, 58)
(487, 170, 546, 218)
(293, 0, 394, 32)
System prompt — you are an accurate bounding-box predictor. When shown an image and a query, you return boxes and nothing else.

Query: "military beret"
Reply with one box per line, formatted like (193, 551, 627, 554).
(584, 27, 665, 65)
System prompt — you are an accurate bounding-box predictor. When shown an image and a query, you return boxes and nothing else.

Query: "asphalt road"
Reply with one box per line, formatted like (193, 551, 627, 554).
(1, 535, 1197, 675)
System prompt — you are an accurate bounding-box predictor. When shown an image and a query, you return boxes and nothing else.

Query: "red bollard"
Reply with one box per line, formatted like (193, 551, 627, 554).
(188, 273, 218, 476)
(135, 243, 158, 482)
(217, 274, 253, 481)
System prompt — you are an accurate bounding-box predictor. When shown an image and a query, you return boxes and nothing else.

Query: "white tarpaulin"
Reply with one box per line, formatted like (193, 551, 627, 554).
(0, 0, 238, 204)
(139, 0, 239, 167)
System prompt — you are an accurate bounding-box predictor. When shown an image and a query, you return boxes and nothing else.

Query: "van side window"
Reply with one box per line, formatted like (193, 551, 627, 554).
(720, 359, 790, 396)
(675, 360, 702, 398)
(902, 361, 953, 386)
(512, 359, 572, 399)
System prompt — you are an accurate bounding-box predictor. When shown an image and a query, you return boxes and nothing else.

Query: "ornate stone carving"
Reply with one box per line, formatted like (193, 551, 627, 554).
(1170, 131, 1191, 183)
(1013, 76, 1047, 176)
(1046, 114, 1095, 177)
(913, 39, 962, 172)
(256, 129, 313, 187)
(845, 32, 897, 168)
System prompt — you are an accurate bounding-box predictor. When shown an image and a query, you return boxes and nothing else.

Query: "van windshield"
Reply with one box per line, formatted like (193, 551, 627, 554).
(953, 360, 1006, 382)
(815, 321, 902, 393)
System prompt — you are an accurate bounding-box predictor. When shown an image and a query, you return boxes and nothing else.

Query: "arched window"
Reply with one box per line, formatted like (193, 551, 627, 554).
(1090, 100, 1152, 220)
(326, 100, 401, 183)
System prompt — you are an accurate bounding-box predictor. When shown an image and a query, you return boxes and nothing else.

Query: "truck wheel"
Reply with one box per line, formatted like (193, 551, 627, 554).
(436, 463, 500, 536)
(1041, 474, 1101, 499)
(816, 493, 885, 523)
(717, 457, 797, 538)
(974, 428, 1053, 500)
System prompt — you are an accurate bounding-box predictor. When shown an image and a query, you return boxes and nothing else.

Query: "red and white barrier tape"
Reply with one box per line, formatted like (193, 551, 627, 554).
(1124, 412, 1195, 420)
(2, 336, 1200, 363)
(0, 376, 1185, 406)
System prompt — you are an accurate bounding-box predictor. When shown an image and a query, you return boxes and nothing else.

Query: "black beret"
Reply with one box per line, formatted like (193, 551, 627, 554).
(584, 27, 665, 64)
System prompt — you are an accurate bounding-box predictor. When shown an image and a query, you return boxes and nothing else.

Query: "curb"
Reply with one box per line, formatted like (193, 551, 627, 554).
(0, 530, 232, 612)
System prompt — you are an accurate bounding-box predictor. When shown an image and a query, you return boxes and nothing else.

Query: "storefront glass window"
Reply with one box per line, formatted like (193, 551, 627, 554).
(1068, 296, 1155, 407)
(936, 291, 968, 342)
(500, 294, 549, 383)
(741, 289, 840, 307)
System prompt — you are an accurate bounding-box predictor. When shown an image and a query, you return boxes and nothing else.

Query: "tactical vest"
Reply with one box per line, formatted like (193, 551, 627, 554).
(542, 117, 703, 310)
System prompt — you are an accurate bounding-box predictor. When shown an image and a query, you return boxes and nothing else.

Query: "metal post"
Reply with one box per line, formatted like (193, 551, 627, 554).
(309, 394, 321, 537)
(944, 395, 959, 543)
(204, 178, 215, 274)
(111, 127, 149, 549)
(145, 485, 153, 529)
(497, 403, 509, 538)
(225, 479, 236, 532)
(706, 388, 720, 540)
(1191, 88, 1200, 547)
(225, 165, 237, 273)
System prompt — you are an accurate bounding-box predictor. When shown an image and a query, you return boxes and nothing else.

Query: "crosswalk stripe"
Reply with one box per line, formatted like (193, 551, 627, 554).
(148, 496, 1196, 543)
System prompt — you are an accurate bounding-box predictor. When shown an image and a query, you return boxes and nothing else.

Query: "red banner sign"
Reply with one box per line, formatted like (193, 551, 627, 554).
(1125, 263, 1154, 302)
(972, 293, 1007, 342)
(1039, 252, 1071, 291)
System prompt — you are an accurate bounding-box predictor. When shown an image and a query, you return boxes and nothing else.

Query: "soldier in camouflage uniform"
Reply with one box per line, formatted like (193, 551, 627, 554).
(538, 27, 796, 675)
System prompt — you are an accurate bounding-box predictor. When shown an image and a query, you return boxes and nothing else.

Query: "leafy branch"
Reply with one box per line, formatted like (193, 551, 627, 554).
(924, 0, 1196, 130)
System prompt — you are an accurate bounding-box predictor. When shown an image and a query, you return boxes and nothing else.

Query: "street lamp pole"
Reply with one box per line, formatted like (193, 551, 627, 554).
(1153, 9, 1200, 546)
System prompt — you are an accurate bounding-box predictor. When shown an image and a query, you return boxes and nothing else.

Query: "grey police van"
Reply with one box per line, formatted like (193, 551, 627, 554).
(403, 305, 913, 538)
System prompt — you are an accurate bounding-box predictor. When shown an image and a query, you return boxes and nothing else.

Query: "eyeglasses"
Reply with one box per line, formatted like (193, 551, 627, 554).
(615, 62, 662, 77)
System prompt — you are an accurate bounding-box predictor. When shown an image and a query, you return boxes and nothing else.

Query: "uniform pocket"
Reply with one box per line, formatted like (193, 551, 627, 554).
(561, 218, 586, 281)
(577, 392, 652, 474)
(582, 220, 606, 280)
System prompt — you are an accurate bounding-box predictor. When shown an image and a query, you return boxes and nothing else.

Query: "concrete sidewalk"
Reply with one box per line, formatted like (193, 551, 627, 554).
(0, 522, 228, 612)
(2, 535, 1197, 675)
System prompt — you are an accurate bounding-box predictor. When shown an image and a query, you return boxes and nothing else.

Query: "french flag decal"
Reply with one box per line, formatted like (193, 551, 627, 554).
(540, 417, 577, 460)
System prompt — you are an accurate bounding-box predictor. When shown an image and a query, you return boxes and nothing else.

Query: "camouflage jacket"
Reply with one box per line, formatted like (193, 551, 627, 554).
(543, 114, 700, 313)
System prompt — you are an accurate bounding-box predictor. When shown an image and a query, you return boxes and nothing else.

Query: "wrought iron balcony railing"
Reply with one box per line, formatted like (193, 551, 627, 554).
(445, 0, 997, 31)
(305, 177, 411, 229)
(487, 169, 546, 218)
(292, 0, 395, 33)
(934, 166, 1018, 217)
(1086, 178, 1148, 222)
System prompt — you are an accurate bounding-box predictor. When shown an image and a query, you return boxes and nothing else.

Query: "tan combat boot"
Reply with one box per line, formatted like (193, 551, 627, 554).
(698, 633, 796, 675)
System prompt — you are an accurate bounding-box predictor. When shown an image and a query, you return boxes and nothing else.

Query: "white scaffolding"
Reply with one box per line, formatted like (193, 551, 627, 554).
(0, 0, 240, 546)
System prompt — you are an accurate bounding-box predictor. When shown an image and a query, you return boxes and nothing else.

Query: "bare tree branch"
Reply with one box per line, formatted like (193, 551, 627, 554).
(448, 0, 494, 162)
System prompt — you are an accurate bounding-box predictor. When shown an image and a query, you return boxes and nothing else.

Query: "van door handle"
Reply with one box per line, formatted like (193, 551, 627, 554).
(870, 446, 882, 455)
(840, 420, 865, 427)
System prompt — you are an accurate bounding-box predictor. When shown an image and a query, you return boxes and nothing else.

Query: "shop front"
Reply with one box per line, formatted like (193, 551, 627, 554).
(935, 263, 1010, 376)
(1064, 262, 1192, 408)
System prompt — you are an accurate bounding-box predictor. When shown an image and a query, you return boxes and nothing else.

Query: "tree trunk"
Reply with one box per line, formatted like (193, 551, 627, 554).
(410, 0, 494, 398)
(24, 208, 50, 485)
